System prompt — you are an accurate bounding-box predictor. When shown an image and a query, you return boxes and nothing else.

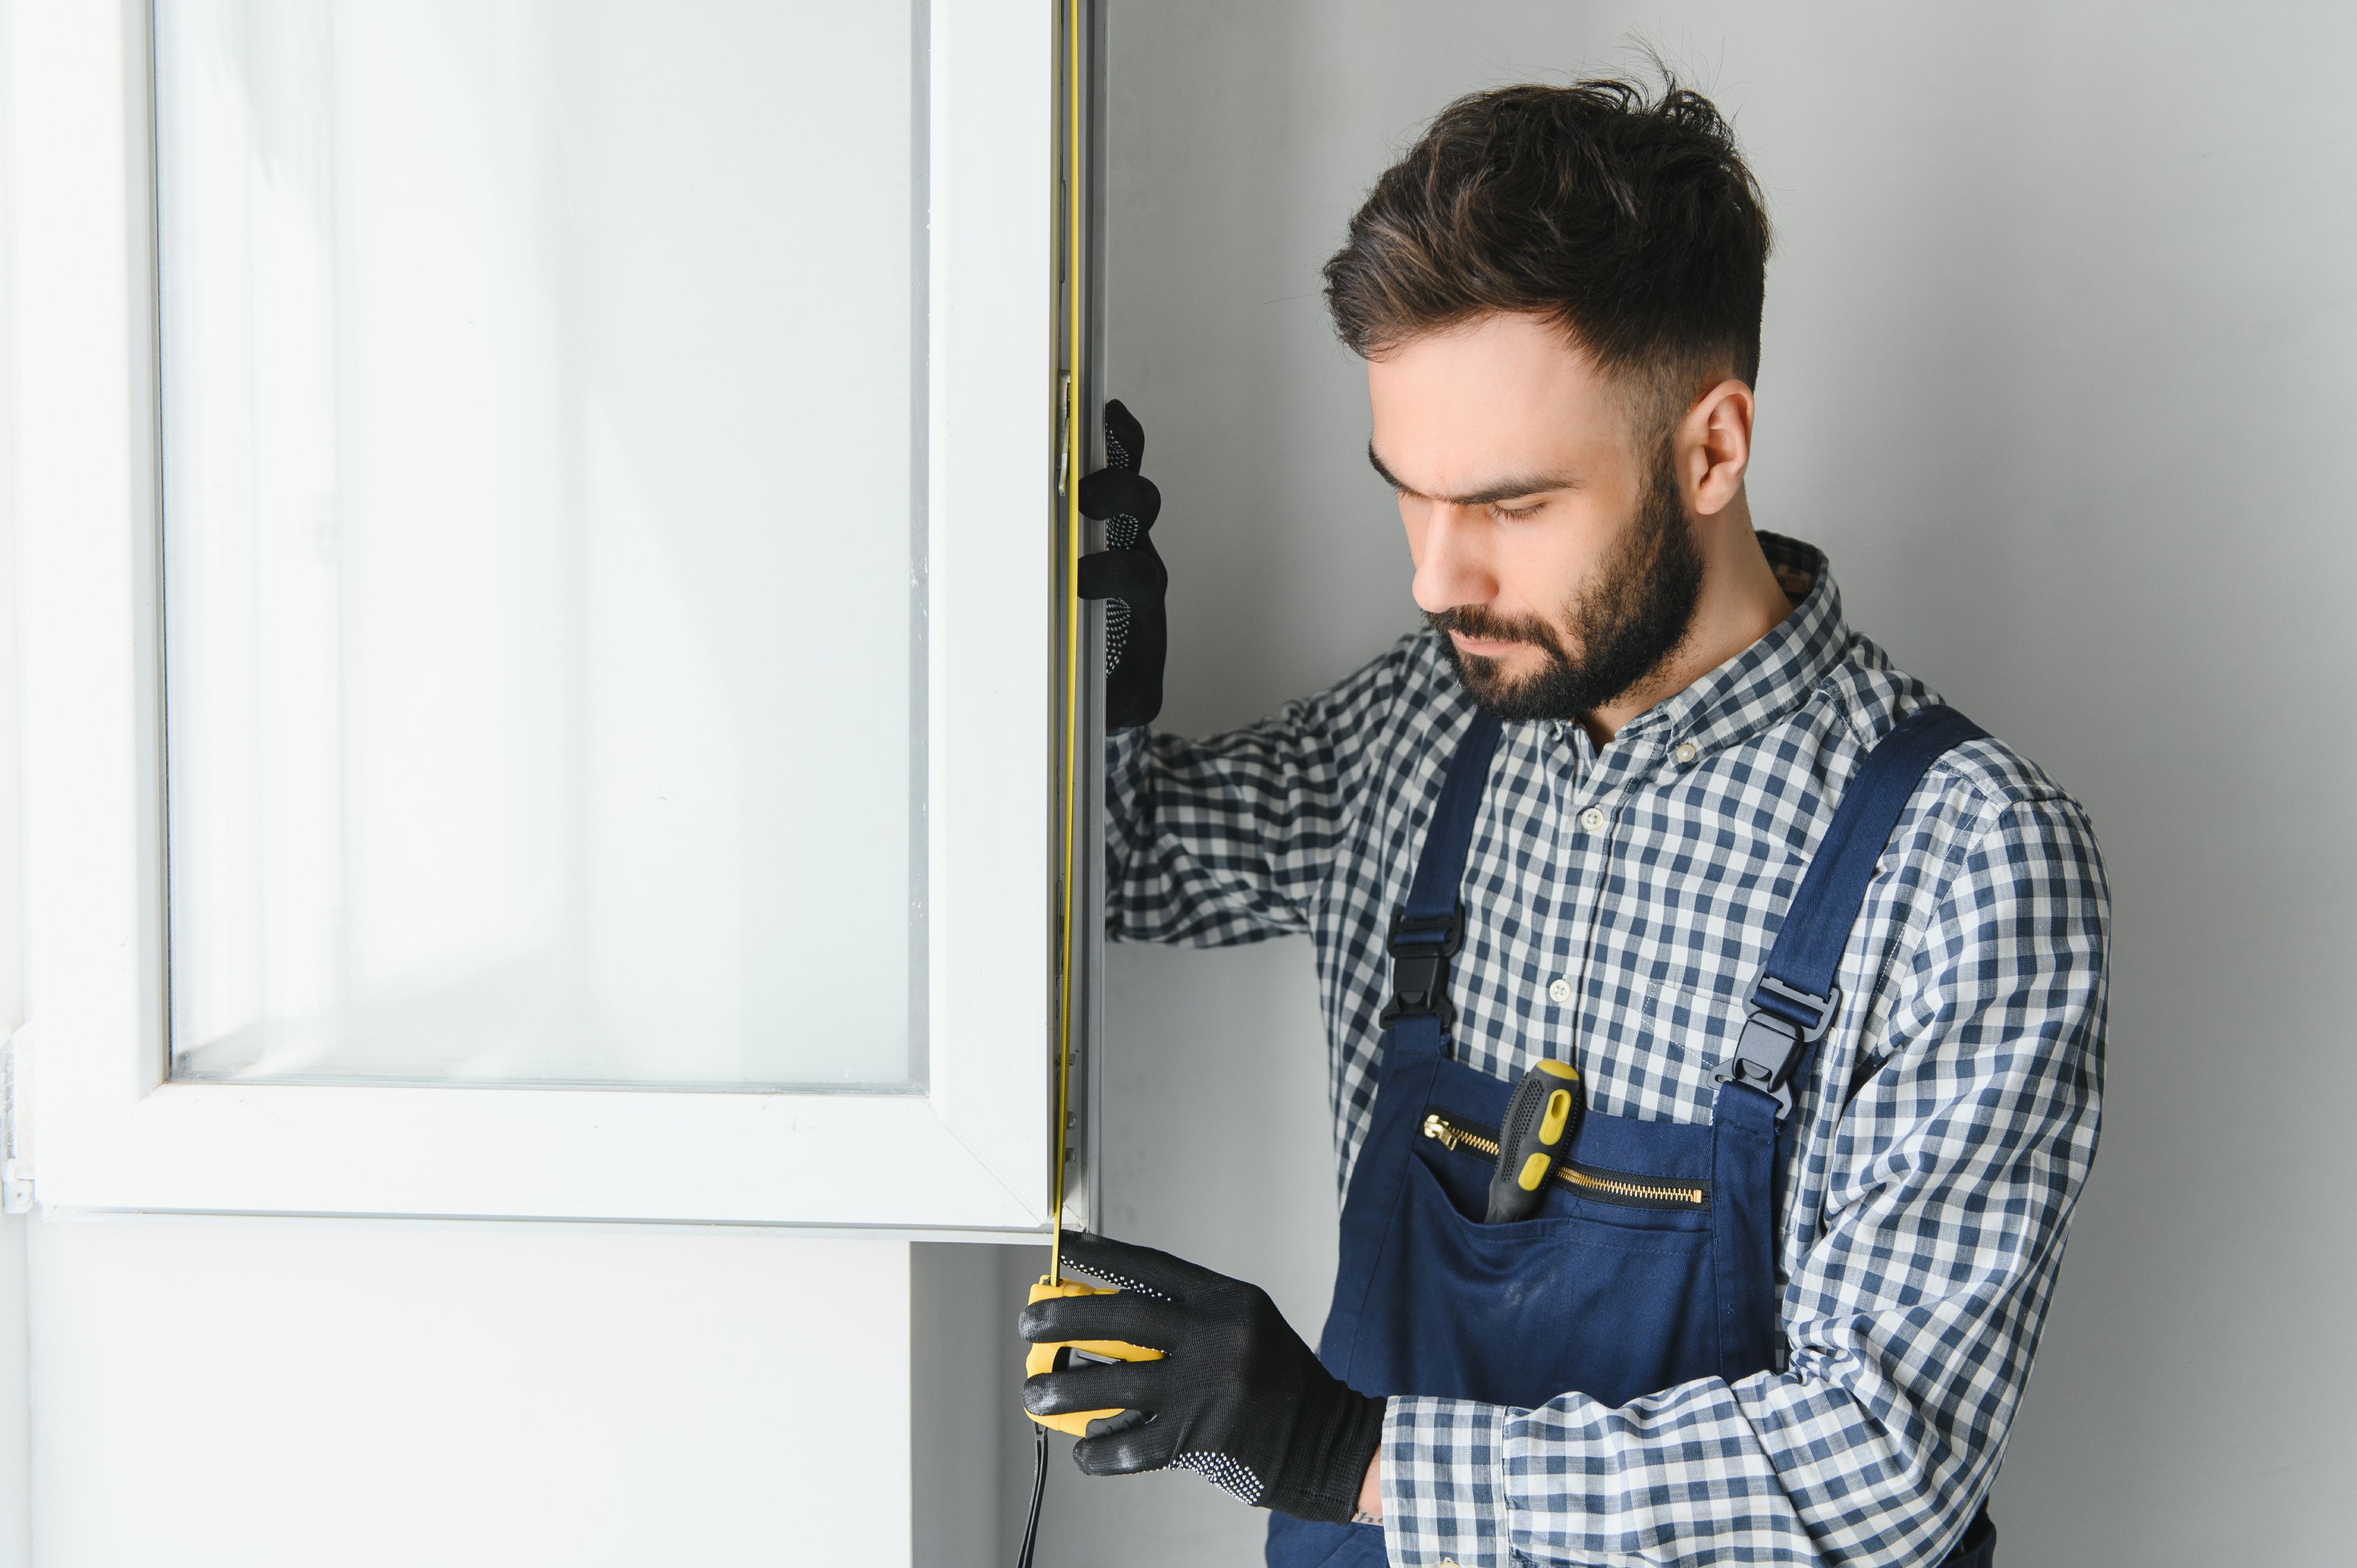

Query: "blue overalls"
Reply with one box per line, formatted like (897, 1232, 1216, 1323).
(1267, 707, 2000, 1568)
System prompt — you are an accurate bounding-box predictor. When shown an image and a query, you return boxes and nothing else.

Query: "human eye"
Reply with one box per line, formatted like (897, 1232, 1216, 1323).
(1489, 499, 1545, 521)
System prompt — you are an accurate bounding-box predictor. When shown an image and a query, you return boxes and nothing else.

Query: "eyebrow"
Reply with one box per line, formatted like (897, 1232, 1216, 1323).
(1366, 442, 1581, 506)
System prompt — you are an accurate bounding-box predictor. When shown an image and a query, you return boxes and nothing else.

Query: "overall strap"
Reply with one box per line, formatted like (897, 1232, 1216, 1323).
(1714, 704, 1986, 1119)
(1378, 712, 1503, 1059)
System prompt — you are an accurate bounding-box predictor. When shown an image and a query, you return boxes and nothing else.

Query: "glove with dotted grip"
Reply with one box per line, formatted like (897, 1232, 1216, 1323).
(1017, 1232, 1385, 1524)
(1074, 400, 1167, 731)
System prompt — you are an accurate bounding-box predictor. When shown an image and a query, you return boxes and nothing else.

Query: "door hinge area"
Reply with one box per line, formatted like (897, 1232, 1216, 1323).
(3, 1024, 32, 1214)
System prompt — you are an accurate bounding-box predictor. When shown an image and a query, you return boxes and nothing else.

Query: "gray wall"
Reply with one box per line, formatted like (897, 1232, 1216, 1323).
(1019, 3, 2357, 1565)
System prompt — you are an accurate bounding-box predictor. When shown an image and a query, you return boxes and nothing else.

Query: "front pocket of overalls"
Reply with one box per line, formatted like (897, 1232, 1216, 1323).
(1365, 1146, 1723, 1410)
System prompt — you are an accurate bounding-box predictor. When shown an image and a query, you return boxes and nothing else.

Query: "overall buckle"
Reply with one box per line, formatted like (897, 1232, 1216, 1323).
(1712, 974, 1839, 1120)
(1379, 903, 1464, 1031)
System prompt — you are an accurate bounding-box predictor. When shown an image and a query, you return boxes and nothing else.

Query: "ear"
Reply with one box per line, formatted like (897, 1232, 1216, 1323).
(1679, 378, 1754, 517)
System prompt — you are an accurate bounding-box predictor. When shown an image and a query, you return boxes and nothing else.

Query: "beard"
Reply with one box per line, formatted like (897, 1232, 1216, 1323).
(1427, 440, 1704, 724)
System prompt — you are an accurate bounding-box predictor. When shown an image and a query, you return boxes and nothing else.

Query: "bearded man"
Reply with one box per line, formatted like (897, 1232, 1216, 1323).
(1021, 77, 2108, 1568)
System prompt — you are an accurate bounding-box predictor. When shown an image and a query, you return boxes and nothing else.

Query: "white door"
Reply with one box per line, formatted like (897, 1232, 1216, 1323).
(1, 2, 1093, 1561)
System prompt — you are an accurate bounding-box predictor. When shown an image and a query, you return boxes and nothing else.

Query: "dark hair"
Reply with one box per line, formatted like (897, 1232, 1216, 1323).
(1324, 77, 1770, 426)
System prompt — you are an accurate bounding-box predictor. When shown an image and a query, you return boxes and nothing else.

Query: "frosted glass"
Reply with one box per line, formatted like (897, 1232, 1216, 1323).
(157, 1, 925, 1089)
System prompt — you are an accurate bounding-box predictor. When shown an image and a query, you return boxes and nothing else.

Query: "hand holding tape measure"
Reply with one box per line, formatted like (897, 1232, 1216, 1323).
(1018, 1232, 1387, 1524)
(1016, 1065, 1587, 1546)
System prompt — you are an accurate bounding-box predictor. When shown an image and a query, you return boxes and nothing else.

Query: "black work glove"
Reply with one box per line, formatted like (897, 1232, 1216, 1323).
(1075, 400, 1167, 731)
(1018, 1233, 1385, 1524)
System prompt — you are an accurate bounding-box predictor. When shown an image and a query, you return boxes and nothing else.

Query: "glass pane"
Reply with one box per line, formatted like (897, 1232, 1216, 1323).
(157, 0, 925, 1090)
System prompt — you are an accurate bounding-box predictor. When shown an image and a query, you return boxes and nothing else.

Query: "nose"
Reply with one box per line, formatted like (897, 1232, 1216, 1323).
(1410, 503, 1497, 616)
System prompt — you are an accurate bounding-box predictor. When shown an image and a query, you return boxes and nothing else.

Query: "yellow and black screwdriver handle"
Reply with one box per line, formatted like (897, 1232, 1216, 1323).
(1484, 1059, 1585, 1223)
(1024, 1276, 1165, 1437)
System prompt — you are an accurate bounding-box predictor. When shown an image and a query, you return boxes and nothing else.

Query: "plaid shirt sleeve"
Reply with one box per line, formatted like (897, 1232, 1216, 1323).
(1104, 641, 1413, 947)
(1380, 791, 2110, 1567)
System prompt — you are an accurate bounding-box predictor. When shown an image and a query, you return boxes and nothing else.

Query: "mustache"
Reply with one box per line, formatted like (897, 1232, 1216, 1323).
(1424, 604, 1561, 653)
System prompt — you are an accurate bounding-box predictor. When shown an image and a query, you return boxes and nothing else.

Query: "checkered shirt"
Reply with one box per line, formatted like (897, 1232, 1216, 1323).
(1104, 535, 2109, 1566)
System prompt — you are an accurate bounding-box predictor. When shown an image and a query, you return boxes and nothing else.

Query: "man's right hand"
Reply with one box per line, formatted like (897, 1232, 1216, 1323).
(1076, 399, 1167, 730)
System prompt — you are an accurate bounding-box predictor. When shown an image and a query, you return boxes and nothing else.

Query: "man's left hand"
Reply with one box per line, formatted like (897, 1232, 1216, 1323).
(1075, 399, 1168, 730)
(1018, 1232, 1386, 1525)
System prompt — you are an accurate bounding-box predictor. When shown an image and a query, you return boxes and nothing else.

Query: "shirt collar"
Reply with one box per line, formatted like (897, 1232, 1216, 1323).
(1605, 532, 1850, 757)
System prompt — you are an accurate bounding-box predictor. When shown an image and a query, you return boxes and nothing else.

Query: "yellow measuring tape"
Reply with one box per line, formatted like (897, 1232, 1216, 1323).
(1028, 0, 1165, 1446)
(1048, 0, 1085, 1291)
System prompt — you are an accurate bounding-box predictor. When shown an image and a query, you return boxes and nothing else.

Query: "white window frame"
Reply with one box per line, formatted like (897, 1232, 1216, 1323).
(8, 1, 1060, 1235)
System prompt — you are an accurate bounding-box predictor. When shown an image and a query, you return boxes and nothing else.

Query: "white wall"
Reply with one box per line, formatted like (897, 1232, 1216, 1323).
(1024, 2, 2357, 1564)
(0, 1216, 21, 1568)
(0, 0, 32, 1557)
(914, 1242, 1021, 1567)
(26, 1222, 914, 1567)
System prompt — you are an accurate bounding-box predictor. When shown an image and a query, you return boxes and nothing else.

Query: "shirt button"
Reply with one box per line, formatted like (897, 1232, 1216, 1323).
(1675, 740, 1699, 765)
(1547, 977, 1572, 1004)
(1579, 806, 1606, 831)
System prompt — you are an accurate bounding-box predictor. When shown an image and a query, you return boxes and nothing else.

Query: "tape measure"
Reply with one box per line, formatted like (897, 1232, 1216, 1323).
(1024, 1276, 1165, 1437)
(1014, 10, 1162, 1564)
(1027, 0, 1155, 1439)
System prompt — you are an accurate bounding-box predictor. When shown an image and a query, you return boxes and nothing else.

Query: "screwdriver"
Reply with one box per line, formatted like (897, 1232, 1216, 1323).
(1485, 1059, 1584, 1223)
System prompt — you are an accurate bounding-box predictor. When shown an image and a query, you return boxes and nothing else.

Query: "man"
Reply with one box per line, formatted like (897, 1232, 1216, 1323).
(1021, 78, 2107, 1567)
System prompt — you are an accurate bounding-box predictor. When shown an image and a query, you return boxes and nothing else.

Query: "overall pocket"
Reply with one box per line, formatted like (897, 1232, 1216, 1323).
(1336, 1113, 1726, 1411)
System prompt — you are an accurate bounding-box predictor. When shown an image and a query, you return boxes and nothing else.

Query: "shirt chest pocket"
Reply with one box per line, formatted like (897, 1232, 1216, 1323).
(1591, 966, 1747, 1113)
